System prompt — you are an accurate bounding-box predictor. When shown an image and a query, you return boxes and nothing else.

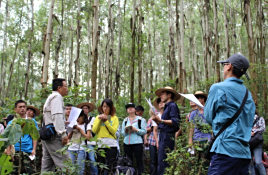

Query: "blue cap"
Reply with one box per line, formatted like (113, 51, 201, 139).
(217, 53, 249, 75)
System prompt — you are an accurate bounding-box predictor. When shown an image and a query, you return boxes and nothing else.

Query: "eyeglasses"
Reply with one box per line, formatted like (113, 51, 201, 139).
(222, 63, 230, 66)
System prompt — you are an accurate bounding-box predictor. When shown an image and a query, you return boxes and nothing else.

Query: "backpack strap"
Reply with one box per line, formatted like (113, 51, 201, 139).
(138, 119, 141, 129)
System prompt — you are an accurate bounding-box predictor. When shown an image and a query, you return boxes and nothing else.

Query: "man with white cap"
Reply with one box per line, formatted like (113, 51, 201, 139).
(205, 53, 255, 174)
(152, 86, 180, 175)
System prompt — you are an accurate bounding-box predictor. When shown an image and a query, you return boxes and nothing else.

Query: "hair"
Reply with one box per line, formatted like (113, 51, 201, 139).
(52, 78, 66, 91)
(232, 67, 244, 78)
(99, 98, 116, 116)
(65, 103, 73, 107)
(135, 105, 144, 112)
(15, 100, 27, 108)
(166, 91, 175, 100)
(78, 111, 88, 124)
(195, 95, 207, 103)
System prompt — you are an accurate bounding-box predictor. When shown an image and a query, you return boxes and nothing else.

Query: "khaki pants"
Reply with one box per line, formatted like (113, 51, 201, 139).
(41, 136, 70, 173)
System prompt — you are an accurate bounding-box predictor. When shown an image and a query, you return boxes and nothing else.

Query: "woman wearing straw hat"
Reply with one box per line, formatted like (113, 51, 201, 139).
(77, 102, 98, 175)
(151, 86, 181, 175)
(26, 105, 40, 119)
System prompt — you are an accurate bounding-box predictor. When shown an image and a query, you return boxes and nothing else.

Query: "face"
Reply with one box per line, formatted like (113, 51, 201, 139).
(82, 106, 90, 115)
(15, 102, 26, 116)
(127, 107, 136, 115)
(77, 115, 84, 124)
(196, 96, 206, 105)
(58, 81, 68, 96)
(222, 63, 232, 79)
(136, 110, 144, 116)
(159, 101, 165, 110)
(160, 91, 170, 103)
(26, 109, 35, 118)
(190, 101, 197, 109)
(102, 102, 110, 115)
(65, 106, 72, 116)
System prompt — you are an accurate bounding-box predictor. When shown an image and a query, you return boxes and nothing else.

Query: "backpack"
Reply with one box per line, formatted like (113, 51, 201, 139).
(116, 156, 135, 175)
(124, 118, 142, 129)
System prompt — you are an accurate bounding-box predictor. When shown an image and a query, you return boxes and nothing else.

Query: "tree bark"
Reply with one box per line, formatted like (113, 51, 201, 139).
(24, 0, 34, 99)
(137, 0, 143, 104)
(130, 0, 136, 103)
(41, 0, 55, 88)
(53, 0, 64, 79)
(68, 29, 74, 87)
(213, 0, 221, 82)
(74, 0, 81, 87)
(179, 0, 185, 91)
(223, 0, 230, 58)
(91, 0, 100, 101)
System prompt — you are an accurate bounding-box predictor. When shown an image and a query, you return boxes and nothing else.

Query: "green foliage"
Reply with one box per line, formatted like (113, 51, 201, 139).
(0, 154, 13, 175)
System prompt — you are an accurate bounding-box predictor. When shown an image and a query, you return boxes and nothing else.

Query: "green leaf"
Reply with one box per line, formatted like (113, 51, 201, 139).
(0, 154, 13, 175)
(2, 123, 22, 145)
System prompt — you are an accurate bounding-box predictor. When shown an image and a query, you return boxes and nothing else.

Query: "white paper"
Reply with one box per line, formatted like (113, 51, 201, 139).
(145, 98, 157, 113)
(179, 93, 204, 108)
(68, 107, 82, 128)
(29, 154, 36, 160)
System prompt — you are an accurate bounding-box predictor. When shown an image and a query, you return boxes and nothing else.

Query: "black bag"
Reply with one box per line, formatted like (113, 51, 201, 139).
(39, 123, 56, 140)
(204, 89, 248, 160)
(249, 132, 263, 149)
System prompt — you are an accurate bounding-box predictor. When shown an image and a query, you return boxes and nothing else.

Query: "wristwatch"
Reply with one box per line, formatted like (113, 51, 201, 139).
(160, 120, 164, 124)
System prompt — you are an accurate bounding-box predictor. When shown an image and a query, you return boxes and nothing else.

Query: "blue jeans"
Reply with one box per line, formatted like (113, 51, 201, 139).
(208, 153, 250, 175)
(68, 150, 86, 175)
(87, 145, 98, 175)
(249, 143, 266, 175)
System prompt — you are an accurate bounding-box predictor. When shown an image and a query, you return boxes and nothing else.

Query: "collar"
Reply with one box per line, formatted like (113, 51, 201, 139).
(52, 91, 62, 96)
(224, 77, 243, 84)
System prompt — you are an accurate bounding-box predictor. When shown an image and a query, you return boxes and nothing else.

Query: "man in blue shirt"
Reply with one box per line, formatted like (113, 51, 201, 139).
(7, 100, 39, 175)
(204, 53, 255, 175)
(152, 86, 180, 175)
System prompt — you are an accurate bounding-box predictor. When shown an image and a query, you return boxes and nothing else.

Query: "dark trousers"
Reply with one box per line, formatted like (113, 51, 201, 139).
(208, 153, 251, 175)
(124, 143, 144, 175)
(149, 145, 158, 175)
(12, 152, 35, 175)
(97, 147, 118, 175)
(157, 132, 175, 175)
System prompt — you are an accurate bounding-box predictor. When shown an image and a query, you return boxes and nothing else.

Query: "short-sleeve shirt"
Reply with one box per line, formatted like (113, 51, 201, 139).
(87, 117, 96, 145)
(68, 123, 89, 150)
(189, 109, 211, 142)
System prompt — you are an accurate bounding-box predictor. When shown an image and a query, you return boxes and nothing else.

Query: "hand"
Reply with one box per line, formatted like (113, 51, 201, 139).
(251, 131, 255, 136)
(144, 139, 149, 147)
(156, 142, 159, 150)
(73, 125, 78, 129)
(65, 121, 70, 125)
(130, 126, 138, 133)
(152, 114, 161, 123)
(62, 136, 68, 145)
(31, 149, 36, 156)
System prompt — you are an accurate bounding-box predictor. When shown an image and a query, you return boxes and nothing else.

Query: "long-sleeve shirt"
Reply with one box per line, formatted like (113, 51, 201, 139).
(121, 116, 147, 145)
(204, 77, 255, 159)
(92, 115, 119, 147)
(43, 91, 66, 138)
(252, 114, 265, 134)
(158, 101, 180, 133)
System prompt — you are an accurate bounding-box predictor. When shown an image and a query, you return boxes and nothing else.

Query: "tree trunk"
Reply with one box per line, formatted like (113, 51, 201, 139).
(137, 0, 143, 104)
(91, 0, 100, 101)
(213, 0, 221, 82)
(203, 0, 210, 90)
(41, 0, 55, 88)
(53, 0, 64, 79)
(223, 0, 230, 58)
(115, 0, 124, 99)
(130, 0, 136, 103)
(74, 0, 81, 87)
(68, 30, 74, 87)
(24, 0, 34, 99)
(179, 0, 185, 91)
(244, 0, 257, 100)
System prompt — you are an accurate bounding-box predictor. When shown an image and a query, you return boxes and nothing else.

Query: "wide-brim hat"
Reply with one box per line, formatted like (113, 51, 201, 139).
(153, 97, 161, 110)
(27, 106, 40, 116)
(77, 102, 96, 112)
(155, 86, 180, 101)
(194, 91, 207, 100)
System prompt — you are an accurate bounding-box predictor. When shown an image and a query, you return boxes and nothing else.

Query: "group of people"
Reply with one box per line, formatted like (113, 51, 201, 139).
(1, 53, 267, 175)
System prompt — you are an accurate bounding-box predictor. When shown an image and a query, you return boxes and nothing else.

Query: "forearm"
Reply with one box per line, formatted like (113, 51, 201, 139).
(104, 120, 118, 135)
(161, 119, 173, 126)
(188, 125, 194, 145)
(92, 118, 102, 134)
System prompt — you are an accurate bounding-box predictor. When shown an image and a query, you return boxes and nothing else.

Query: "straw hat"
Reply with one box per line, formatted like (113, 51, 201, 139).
(155, 86, 180, 101)
(194, 91, 207, 98)
(77, 102, 96, 112)
(27, 106, 40, 116)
